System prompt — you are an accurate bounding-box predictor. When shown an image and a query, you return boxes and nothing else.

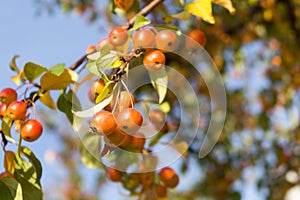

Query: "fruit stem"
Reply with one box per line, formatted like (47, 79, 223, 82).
(121, 80, 134, 108)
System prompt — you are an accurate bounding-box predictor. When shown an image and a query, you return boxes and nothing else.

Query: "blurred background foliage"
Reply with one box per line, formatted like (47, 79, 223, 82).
(32, 0, 300, 199)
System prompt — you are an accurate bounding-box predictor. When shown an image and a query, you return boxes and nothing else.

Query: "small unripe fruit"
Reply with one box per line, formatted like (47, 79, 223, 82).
(143, 50, 166, 71)
(158, 167, 179, 188)
(132, 29, 156, 49)
(88, 79, 106, 103)
(117, 108, 143, 134)
(0, 88, 17, 105)
(155, 30, 177, 52)
(21, 119, 43, 142)
(108, 167, 123, 182)
(154, 184, 167, 198)
(0, 104, 7, 119)
(6, 100, 27, 120)
(185, 29, 206, 51)
(90, 111, 117, 135)
(109, 27, 128, 46)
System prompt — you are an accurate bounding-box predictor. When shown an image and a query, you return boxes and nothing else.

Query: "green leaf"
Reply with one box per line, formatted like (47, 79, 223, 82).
(185, 0, 215, 24)
(2, 116, 13, 138)
(40, 69, 78, 90)
(0, 180, 13, 200)
(24, 62, 47, 82)
(96, 52, 118, 70)
(148, 67, 168, 103)
(86, 61, 101, 76)
(21, 147, 42, 185)
(14, 160, 43, 200)
(57, 90, 82, 123)
(73, 94, 113, 118)
(80, 133, 103, 168)
(49, 63, 65, 76)
(0, 177, 23, 200)
(131, 14, 151, 31)
(171, 11, 191, 21)
(99, 44, 111, 59)
(9, 55, 20, 73)
(87, 52, 101, 61)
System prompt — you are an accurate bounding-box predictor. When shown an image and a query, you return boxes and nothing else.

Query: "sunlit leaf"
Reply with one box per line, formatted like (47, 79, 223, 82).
(40, 69, 78, 90)
(171, 11, 191, 21)
(0, 177, 23, 200)
(48, 63, 65, 76)
(212, 0, 236, 14)
(131, 14, 151, 31)
(39, 91, 57, 109)
(87, 52, 101, 61)
(20, 147, 42, 185)
(95, 82, 111, 104)
(96, 52, 118, 70)
(11, 70, 26, 86)
(73, 94, 113, 118)
(80, 133, 103, 168)
(148, 67, 168, 103)
(24, 62, 47, 83)
(185, 0, 215, 24)
(9, 55, 20, 73)
(112, 58, 125, 68)
(4, 151, 15, 174)
(86, 61, 101, 76)
(1, 116, 12, 138)
(14, 160, 42, 200)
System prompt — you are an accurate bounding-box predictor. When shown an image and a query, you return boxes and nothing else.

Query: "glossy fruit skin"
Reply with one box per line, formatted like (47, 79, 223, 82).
(90, 111, 117, 136)
(132, 29, 156, 49)
(185, 29, 206, 51)
(6, 100, 27, 120)
(0, 104, 7, 118)
(154, 184, 167, 198)
(108, 167, 123, 182)
(88, 79, 106, 103)
(96, 38, 113, 51)
(105, 126, 127, 146)
(158, 167, 179, 188)
(108, 27, 128, 46)
(143, 50, 166, 71)
(0, 88, 17, 105)
(21, 119, 43, 142)
(117, 108, 143, 134)
(131, 133, 146, 151)
(155, 30, 177, 52)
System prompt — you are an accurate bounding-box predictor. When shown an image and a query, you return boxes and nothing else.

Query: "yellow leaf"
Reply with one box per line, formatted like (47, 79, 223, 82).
(11, 70, 25, 86)
(40, 69, 78, 90)
(4, 151, 15, 173)
(170, 141, 189, 157)
(40, 91, 57, 109)
(185, 0, 215, 24)
(212, 0, 236, 14)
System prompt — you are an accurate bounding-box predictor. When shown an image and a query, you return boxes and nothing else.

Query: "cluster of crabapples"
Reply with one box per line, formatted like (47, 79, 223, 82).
(87, 26, 207, 72)
(0, 88, 43, 142)
(85, 25, 206, 195)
